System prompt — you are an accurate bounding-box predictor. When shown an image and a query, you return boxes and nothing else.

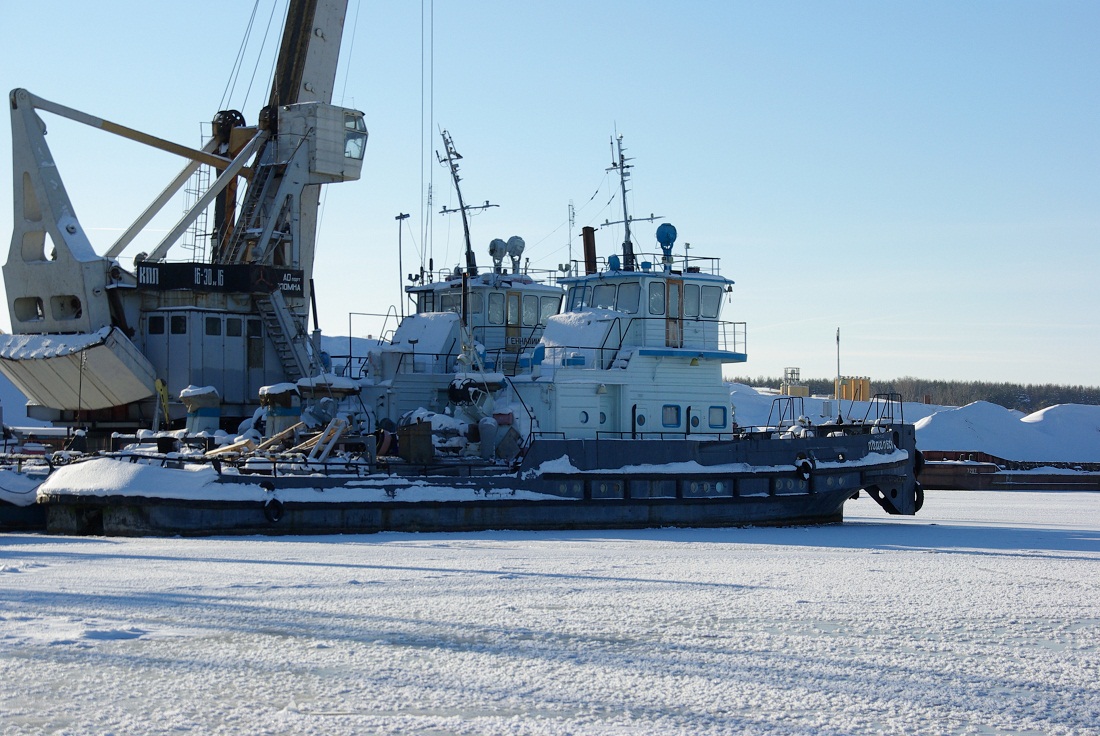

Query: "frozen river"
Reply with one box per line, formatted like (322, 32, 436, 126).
(2, 491, 1098, 735)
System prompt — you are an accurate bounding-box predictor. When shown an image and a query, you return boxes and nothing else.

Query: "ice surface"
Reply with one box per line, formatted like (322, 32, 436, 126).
(1, 490, 1097, 734)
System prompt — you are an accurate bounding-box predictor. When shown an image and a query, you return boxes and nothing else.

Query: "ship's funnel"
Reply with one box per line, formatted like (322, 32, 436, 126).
(582, 227, 597, 275)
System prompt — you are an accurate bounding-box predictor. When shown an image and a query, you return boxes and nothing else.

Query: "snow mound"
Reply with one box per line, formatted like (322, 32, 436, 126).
(37, 458, 266, 501)
(914, 401, 1100, 462)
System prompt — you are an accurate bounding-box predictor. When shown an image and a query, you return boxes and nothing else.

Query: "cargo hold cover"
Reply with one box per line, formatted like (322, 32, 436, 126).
(0, 326, 156, 411)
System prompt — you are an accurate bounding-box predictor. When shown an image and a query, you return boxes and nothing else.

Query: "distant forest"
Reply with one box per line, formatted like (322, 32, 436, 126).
(726, 376, 1100, 413)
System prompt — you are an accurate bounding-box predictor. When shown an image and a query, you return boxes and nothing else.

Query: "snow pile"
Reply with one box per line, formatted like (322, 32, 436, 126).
(0, 326, 112, 360)
(540, 308, 619, 349)
(385, 312, 459, 352)
(916, 401, 1100, 462)
(0, 467, 46, 505)
(36, 458, 256, 500)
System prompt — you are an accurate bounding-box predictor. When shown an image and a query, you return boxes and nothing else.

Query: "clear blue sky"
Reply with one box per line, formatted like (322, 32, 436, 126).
(1, 1, 1097, 386)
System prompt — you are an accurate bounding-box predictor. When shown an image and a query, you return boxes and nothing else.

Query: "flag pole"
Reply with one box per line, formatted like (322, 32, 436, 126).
(835, 328, 841, 401)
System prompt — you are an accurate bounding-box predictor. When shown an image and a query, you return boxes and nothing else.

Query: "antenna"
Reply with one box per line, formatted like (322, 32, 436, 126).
(601, 134, 661, 271)
(567, 200, 575, 276)
(437, 129, 496, 277)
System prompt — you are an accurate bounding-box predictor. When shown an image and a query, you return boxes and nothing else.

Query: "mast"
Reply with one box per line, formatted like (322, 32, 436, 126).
(609, 135, 635, 270)
(603, 134, 661, 271)
(437, 130, 496, 277)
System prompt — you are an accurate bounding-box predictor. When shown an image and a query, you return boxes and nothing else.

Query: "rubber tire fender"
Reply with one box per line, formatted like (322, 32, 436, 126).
(264, 498, 285, 523)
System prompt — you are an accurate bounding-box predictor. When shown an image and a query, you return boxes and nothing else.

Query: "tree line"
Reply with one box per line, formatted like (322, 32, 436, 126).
(727, 376, 1100, 413)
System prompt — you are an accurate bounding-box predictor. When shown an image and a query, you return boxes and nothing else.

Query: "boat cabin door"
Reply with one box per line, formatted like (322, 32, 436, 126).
(666, 279, 683, 348)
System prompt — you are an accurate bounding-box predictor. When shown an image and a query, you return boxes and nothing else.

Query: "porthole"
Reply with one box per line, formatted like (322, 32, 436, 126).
(599, 411, 607, 425)
(637, 414, 646, 426)
(690, 416, 700, 428)
(580, 411, 589, 424)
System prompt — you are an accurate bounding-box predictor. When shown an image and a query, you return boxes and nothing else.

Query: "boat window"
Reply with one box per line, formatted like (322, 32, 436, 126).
(648, 282, 665, 316)
(617, 282, 640, 313)
(170, 315, 188, 335)
(700, 286, 722, 319)
(684, 284, 700, 317)
(439, 293, 461, 314)
(226, 318, 242, 337)
(205, 317, 222, 336)
(522, 295, 538, 326)
(488, 292, 504, 324)
(566, 285, 589, 312)
(417, 292, 434, 314)
(709, 406, 727, 428)
(148, 315, 165, 335)
(507, 293, 520, 325)
(662, 404, 680, 427)
(592, 284, 617, 309)
(539, 296, 560, 324)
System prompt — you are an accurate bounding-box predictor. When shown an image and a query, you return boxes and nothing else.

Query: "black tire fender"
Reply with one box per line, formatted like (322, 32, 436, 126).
(264, 498, 285, 523)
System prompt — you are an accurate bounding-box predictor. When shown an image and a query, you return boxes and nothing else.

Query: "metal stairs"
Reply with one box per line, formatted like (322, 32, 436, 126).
(221, 163, 276, 264)
(254, 288, 313, 381)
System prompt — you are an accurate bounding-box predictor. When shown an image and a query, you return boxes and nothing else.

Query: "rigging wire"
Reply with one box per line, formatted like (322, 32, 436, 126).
(219, 0, 262, 111)
(259, 3, 284, 110)
(339, 0, 362, 105)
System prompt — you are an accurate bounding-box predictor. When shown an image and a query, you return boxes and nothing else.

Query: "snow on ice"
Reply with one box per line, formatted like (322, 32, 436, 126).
(1, 491, 1098, 734)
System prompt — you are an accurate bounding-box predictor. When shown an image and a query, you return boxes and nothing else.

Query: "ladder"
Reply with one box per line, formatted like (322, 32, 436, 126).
(255, 288, 313, 381)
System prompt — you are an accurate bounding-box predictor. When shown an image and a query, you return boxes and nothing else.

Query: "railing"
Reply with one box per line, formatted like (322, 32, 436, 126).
(537, 316, 748, 370)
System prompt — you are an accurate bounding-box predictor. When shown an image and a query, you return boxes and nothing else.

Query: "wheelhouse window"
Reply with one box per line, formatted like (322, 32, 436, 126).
(709, 406, 727, 428)
(617, 282, 640, 313)
(700, 286, 723, 318)
(440, 293, 461, 313)
(417, 292, 435, 314)
(592, 284, 617, 309)
(684, 284, 700, 318)
(170, 315, 188, 335)
(488, 292, 505, 324)
(539, 296, 560, 324)
(226, 318, 243, 337)
(522, 295, 539, 326)
(648, 282, 665, 316)
(566, 285, 589, 312)
(205, 316, 222, 336)
(662, 404, 681, 427)
(148, 315, 165, 335)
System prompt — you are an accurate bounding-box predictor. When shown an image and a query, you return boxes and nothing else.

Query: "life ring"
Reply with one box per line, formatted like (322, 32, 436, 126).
(914, 450, 926, 478)
(914, 482, 925, 513)
(264, 498, 284, 523)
